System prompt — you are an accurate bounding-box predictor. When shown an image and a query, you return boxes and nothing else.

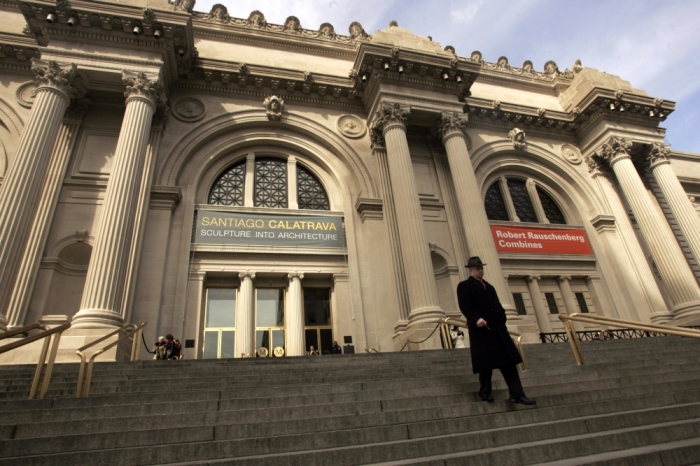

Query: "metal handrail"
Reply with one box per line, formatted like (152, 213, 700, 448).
(559, 313, 700, 365)
(365, 348, 380, 354)
(75, 321, 147, 397)
(440, 317, 528, 370)
(0, 321, 71, 399)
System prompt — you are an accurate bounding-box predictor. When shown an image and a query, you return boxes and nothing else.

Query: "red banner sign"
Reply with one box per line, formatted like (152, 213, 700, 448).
(490, 224, 593, 255)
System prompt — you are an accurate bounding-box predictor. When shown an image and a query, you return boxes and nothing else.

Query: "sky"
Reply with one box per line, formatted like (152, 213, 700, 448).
(192, 0, 700, 154)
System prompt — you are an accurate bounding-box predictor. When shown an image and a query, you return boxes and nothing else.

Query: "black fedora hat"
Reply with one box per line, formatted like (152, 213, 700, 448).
(465, 256, 486, 268)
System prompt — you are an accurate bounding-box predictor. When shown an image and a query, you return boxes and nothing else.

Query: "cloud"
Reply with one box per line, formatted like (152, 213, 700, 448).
(450, 1, 484, 24)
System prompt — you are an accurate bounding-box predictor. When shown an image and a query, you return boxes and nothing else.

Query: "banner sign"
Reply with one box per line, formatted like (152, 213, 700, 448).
(195, 211, 345, 248)
(490, 224, 593, 255)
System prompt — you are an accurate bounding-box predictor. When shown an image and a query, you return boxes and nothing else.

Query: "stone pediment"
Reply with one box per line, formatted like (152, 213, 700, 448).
(370, 25, 446, 56)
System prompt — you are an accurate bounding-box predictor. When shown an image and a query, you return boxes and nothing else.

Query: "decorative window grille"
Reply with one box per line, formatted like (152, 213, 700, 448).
(208, 160, 245, 206)
(537, 186, 567, 224)
(545, 292, 559, 314)
(507, 179, 538, 223)
(254, 158, 287, 208)
(297, 165, 330, 210)
(575, 292, 590, 313)
(484, 181, 509, 221)
(513, 293, 528, 315)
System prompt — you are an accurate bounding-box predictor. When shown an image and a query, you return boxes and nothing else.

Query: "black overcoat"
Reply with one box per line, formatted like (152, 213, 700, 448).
(456, 276, 522, 373)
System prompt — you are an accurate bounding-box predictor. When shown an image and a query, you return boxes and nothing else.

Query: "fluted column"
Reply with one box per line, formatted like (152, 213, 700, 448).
(438, 112, 516, 316)
(73, 71, 165, 328)
(244, 154, 255, 206)
(647, 143, 700, 281)
(500, 176, 519, 222)
(0, 60, 77, 330)
(287, 157, 298, 209)
(597, 137, 700, 323)
(370, 102, 444, 336)
(235, 272, 256, 357)
(6, 103, 86, 328)
(526, 178, 548, 223)
(526, 275, 552, 333)
(286, 273, 305, 356)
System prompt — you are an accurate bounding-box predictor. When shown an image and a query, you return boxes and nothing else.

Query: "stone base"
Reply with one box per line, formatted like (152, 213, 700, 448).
(0, 328, 134, 365)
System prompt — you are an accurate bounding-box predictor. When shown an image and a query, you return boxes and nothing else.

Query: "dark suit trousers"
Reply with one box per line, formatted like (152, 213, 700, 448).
(479, 364, 525, 399)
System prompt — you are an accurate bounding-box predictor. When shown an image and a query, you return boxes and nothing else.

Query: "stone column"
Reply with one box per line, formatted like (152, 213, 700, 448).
(370, 102, 444, 347)
(235, 272, 256, 358)
(500, 176, 519, 222)
(287, 156, 298, 209)
(438, 112, 517, 316)
(526, 178, 548, 224)
(73, 71, 165, 328)
(526, 275, 552, 333)
(6, 103, 86, 328)
(558, 275, 584, 331)
(244, 154, 255, 206)
(286, 273, 305, 356)
(647, 143, 700, 281)
(597, 136, 700, 323)
(0, 60, 77, 330)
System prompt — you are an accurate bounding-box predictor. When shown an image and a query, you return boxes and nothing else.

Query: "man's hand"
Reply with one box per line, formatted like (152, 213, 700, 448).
(476, 318, 488, 328)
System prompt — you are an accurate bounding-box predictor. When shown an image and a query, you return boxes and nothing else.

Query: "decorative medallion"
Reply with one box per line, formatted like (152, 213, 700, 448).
(263, 95, 284, 121)
(273, 346, 285, 357)
(561, 144, 582, 165)
(337, 114, 366, 139)
(508, 127, 527, 150)
(257, 347, 269, 357)
(172, 97, 206, 122)
(16, 81, 37, 108)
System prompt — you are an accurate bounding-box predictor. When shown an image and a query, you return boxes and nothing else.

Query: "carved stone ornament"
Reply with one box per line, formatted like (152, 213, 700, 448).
(263, 95, 284, 121)
(369, 102, 410, 148)
(444, 45, 456, 55)
(647, 142, 671, 166)
(32, 60, 78, 99)
(337, 114, 366, 139)
(207, 4, 229, 22)
(522, 60, 534, 74)
(561, 144, 582, 165)
(437, 112, 468, 140)
(688, 196, 700, 217)
(469, 51, 483, 63)
(318, 22, 335, 39)
(389, 20, 399, 27)
(348, 21, 367, 40)
(247, 10, 266, 28)
(573, 59, 583, 74)
(508, 128, 527, 150)
(172, 97, 206, 122)
(173, 0, 196, 13)
(586, 155, 608, 175)
(597, 136, 632, 164)
(284, 16, 301, 33)
(496, 56, 510, 71)
(544, 60, 559, 76)
(15, 81, 37, 108)
(122, 71, 166, 107)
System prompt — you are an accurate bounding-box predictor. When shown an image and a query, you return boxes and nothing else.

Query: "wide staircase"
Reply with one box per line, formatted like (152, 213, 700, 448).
(1, 336, 700, 465)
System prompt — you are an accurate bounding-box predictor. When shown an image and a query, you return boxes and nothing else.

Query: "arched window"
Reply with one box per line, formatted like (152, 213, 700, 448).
(297, 165, 330, 210)
(254, 158, 287, 208)
(209, 160, 245, 206)
(484, 177, 567, 224)
(484, 182, 509, 221)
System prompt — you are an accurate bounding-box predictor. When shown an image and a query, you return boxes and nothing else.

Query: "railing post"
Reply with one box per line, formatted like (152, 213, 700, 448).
(39, 332, 63, 399)
(563, 319, 585, 365)
(28, 334, 52, 400)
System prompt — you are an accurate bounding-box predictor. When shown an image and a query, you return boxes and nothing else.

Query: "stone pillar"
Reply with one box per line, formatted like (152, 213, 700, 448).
(526, 178, 548, 224)
(73, 71, 165, 328)
(586, 276, 611, 315)
(588, 157, 671, 323)
(558, 275, 584, 331)
(287, 156, 298, 209)
(526, 275, 552, 333)
(370, 102, 444, 348)
(244, 154, 255, 206)
(500, 176, 519, 222)
(0, 60, 77, 330)
(286, 273, 305, 356)
(235, 272, 256, 358)
(597, 136, 700, 323)
(647, 143, 700, 283)
(6, 103, 86, 328)
(438, 112, 516, 316)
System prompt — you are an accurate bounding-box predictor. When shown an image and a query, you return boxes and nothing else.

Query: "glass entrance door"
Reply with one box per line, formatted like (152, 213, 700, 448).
(255, 289, 285, 357)
(303, 288, 332, 354)
(203, 288, 236, 359)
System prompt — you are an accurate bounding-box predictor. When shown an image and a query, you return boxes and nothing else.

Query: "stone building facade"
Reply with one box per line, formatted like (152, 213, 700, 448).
(1, 0, 700, 362)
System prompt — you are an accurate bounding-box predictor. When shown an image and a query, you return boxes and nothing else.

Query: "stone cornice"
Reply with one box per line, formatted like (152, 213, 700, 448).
(354, 197, 383, 221)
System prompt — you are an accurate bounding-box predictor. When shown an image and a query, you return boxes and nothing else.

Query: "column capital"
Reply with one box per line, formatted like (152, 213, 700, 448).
(31, 59, 78, 100)
(287, 272, 305, 281)
(596, 136, 633, 166)
(239, 271, 256, 280)
(557, 275, 572, 282)
(586, 154, 612, 178)
(63, 100, 90, 123)
(369, 102, 410, 148)
(437, 111, 468, 142)
(526, 275, 541, 282)
(646, 142, 672, 168)
(122, 70, 166, 109)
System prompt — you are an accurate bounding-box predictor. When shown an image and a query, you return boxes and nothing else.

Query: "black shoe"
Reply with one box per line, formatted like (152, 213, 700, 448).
(479, 394, 494, 402)
(509, 396, 536, 405)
